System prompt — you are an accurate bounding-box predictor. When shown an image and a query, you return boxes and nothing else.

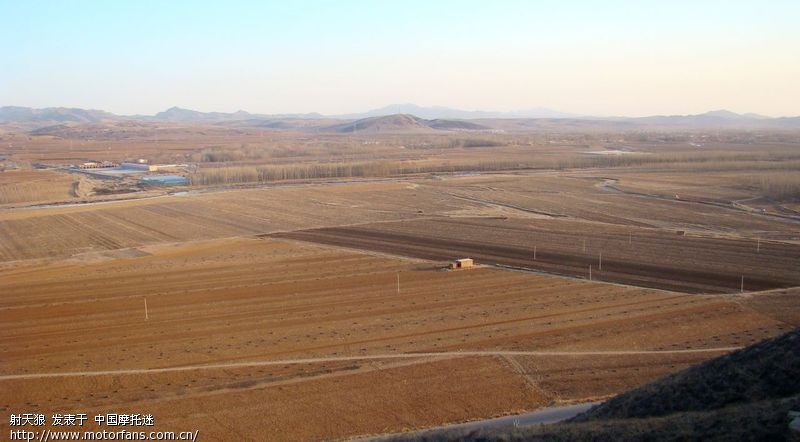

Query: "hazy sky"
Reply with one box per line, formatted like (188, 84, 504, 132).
(2, 0, 798, 116)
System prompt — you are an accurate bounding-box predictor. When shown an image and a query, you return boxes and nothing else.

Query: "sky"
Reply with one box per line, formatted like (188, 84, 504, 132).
(1, 0, 799, 117)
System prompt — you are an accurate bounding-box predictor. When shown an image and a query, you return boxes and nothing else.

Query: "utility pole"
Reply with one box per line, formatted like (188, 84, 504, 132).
(533, 246, 537, 260)
(396, 272, 400, 295)
(144, 298, 149, 321)
(589, 265, 592, 281)
(599, 252, 602, 270)
(757, 238, 760, 253)
(740, 275, 744, 293)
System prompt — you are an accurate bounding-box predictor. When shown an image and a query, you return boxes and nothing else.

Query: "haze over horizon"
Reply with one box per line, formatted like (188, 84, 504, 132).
(2, 0, 798, 117)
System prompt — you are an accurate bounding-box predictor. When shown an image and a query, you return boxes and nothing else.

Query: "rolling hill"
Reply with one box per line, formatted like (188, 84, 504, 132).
(3, 105, 800, 131)
(394, 330, 800, 441)
(571, 329, 799, 422)
(336, 103, 577, 120)
(0, 106, 117, 124)
(323, 114, 493, 133)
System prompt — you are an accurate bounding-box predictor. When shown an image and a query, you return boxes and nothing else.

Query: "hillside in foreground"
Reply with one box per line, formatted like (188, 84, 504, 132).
(394, 329, 800, 441)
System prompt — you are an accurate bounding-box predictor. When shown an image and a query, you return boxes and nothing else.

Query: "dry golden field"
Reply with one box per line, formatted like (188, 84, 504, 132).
(1, 128, 799, 440)
(1, 237, 796, 440)
(0, 170, 81, 205)
(1, 172, 798, 263)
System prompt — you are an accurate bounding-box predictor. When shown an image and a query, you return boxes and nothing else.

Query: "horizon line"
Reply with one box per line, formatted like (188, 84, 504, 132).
(1, 104, 796, 120)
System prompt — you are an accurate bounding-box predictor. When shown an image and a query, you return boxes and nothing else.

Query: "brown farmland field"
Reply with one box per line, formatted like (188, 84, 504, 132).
(277, 216, 800, 293)
(1, 236, 797, 440)
(0, 169, 81, 206)
(1, 130, 799, 440)
(1, 173, 798, 263)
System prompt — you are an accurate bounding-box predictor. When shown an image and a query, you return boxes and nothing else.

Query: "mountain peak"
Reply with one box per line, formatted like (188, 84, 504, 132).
(324, 113, 491, 133)
(701, 109, 743, 118)
(338, 104, 575, 120)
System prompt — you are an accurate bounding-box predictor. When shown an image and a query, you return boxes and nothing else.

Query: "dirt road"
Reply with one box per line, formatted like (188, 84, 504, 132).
(361, 401, 602, 441)
(0, 348, 741, 381)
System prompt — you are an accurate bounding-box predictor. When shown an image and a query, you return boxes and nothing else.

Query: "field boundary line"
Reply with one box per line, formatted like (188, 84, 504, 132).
(0, 348, 740, 381)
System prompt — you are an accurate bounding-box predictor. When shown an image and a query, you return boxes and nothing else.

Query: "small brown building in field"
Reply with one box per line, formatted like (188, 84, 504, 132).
(450, 258, 474, 269)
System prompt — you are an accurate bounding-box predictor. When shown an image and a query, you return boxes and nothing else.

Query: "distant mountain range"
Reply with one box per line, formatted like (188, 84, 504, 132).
(150, 106, 325, 122)
(1, 104, 799, 131)
(0, 106, 119, 124)
(0, 104, 574, 123)
(337, 103, 577, 120)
